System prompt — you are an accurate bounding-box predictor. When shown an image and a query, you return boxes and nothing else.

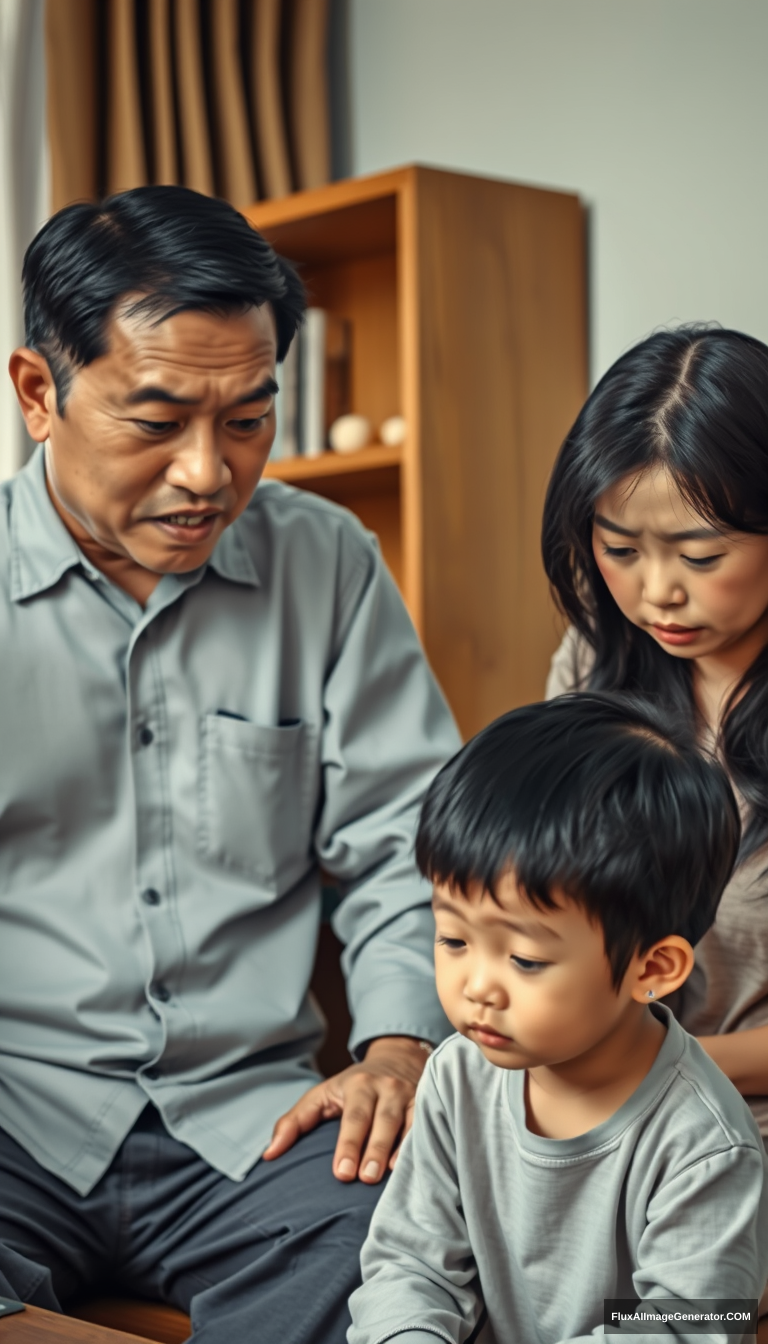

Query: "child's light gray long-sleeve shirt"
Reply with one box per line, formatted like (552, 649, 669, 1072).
(348, 1007, 768, 1344)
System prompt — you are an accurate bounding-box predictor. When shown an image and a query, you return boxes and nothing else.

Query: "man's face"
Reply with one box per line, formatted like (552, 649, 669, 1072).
(43, 301, 278, 578)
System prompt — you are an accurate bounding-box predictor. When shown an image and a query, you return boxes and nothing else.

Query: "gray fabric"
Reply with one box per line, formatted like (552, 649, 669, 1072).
(0, 447, 459, 1195)
(0, 1111, 381, 1344)
(545, 626, 768, 1138)
(348, 1008, 768, 1344)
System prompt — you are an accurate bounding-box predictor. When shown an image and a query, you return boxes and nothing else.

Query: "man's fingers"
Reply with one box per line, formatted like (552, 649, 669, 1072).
(358, 1096, 407, 1183)
(332, 1088, 378, 1180)
(333, 1076, 411, 1182)
(263, 1089, 339, 1160)
(387, 1099, 416, 1170)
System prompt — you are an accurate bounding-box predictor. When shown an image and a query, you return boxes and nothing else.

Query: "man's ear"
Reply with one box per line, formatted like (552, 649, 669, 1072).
(8, 348, 58, 442)
(629, 935, 695, 1004)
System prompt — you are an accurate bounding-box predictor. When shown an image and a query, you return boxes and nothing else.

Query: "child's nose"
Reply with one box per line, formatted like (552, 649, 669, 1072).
(465, 964, 506, 1007)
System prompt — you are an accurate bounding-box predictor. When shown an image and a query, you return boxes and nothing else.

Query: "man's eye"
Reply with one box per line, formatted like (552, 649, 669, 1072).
(136, 420, 178, 434)
(436, 936, 466, 951)
(228, 416, 267, 432)
(683, 554, 725, 568)
(511, 956, 546, 973)
(602, 545, 636, 559)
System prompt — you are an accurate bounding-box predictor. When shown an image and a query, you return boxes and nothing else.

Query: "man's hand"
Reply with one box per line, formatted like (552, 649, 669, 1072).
(262, 1035, 430, 1182)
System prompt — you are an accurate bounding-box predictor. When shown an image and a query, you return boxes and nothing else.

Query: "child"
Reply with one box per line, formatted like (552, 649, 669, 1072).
(541, 326, 768, 1144)
(347, 694, 768, 1344)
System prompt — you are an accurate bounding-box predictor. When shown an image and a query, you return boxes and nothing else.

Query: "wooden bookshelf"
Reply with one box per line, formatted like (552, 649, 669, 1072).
(245, 165, 587, 740)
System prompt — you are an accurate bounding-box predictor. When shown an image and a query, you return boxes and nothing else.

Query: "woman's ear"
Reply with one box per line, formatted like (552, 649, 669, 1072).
(8, 348, 57, 442)
(629, 935, 695, 1004)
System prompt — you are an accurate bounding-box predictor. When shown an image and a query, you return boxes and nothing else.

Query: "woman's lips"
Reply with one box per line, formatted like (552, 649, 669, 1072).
(651, 623, 704, 646)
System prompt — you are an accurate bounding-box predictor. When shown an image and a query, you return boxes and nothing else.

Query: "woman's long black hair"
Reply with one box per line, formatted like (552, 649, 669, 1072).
(542, 325, 768, 862)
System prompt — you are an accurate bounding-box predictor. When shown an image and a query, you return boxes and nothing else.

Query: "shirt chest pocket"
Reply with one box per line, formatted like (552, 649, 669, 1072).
(198, 715, 319, 896)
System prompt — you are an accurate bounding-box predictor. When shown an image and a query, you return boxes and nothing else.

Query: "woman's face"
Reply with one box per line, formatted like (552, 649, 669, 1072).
(592, 465, 768, 665)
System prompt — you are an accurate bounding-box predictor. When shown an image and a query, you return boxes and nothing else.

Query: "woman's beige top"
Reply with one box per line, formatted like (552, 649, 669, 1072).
(546, 626, 768, 1137)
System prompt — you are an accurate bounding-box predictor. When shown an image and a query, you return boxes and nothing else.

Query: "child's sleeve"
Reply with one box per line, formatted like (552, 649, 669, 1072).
(629, 1140, 768, 1337)
(347, 1055, 482, 1344)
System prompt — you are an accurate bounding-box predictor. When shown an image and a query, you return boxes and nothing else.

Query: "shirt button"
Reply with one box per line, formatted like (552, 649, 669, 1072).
(141, 887, 161, 906)
(150, 982, 171, 1003)
(144, 1066, 162, 1081)
(139, 725, 154, 746)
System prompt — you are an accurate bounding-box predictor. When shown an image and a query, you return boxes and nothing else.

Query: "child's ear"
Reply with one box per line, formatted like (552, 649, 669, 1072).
(629, 936, 695, 1004)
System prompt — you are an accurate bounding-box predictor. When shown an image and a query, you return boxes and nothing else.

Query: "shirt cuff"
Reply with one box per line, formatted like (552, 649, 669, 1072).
(347, 983, 452, 1060)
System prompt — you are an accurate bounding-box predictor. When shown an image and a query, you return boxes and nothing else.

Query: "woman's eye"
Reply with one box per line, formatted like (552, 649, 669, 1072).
(511, 955, 546, 973)
(602, 545, 636, 559)
(436, 936, 466, 951)
(682, 554, 725, 568)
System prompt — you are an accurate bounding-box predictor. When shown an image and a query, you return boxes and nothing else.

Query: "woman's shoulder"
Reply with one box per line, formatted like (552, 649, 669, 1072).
(545, 625, 595, 699)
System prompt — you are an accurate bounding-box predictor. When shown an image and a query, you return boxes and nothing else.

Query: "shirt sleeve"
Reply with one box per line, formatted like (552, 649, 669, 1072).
(626, 1141, 768, 1342)
(347, 1059, 482, 1344)
(315, 527, 461, 1054)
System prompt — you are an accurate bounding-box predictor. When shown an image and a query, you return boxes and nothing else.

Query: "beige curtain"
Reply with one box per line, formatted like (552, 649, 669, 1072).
(46, 0, 332, 212)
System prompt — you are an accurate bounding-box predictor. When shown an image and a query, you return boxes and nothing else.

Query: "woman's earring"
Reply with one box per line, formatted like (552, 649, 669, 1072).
(646, 989, 655, 999)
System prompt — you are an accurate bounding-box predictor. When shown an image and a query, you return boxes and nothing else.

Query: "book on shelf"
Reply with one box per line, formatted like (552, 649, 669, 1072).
(270, 309, 350, 462)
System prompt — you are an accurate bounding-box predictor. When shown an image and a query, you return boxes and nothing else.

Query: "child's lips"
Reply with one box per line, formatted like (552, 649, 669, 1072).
(469, 1022, 513, 1047)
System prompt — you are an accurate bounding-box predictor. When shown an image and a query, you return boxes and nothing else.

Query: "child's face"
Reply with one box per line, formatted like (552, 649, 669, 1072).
(592, 464, 768, 664)
(432, 873, 646, 1071)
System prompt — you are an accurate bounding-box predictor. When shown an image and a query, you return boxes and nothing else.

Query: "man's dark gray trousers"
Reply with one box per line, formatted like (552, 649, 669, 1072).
(0, 1108, 382, 1342)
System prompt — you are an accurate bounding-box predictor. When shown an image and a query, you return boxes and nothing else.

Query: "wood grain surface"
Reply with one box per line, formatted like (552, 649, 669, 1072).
(0, 1304, 149, 1344)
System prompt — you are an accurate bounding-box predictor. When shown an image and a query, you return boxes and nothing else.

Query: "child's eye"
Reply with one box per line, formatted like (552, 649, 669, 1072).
(511, 955, 547, 973)
(682, 554, 725, 568)
(436, 936, 466, 951)
(602, 545, 636, 560)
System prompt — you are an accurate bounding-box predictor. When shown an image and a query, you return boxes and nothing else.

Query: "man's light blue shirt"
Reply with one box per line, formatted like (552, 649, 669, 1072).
(0, 448, 458, 1195)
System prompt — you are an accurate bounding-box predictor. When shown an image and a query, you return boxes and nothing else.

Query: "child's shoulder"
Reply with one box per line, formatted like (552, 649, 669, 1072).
(663, 1023, 764, 1153)
(625, 1012, 766, 1192)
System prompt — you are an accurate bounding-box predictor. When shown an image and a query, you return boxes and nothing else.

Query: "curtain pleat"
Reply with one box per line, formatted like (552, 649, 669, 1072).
(44, 0, 332, 208)
(251, 0, 292, 200)
(174, 0, 215, 195)
(45, 0, 97, 210)
(288, 0, 331, 190)
(210, 0, 258, 202)
(148, 0, 178, 185)
(107, 0, 147, 194)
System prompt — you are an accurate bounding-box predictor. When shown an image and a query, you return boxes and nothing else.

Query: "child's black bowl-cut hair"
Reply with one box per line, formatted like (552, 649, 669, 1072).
(416, 692, 740, 987)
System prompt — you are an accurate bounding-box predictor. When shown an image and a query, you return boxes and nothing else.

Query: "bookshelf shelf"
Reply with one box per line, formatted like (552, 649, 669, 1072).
(264, 444, 401, 485)
(245, 165, 587, 739)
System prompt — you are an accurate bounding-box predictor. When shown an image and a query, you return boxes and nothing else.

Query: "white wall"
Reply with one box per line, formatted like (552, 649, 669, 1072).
(349, 0, 768, 384)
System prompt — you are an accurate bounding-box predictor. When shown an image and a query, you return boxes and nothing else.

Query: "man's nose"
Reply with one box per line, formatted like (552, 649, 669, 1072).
(165, 425, 232, 497)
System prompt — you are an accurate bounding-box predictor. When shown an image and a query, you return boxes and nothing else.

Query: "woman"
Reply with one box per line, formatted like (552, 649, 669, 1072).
(542, 324, 768, 1145)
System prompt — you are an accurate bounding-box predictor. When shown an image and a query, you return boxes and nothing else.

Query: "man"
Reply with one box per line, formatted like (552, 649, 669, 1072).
(0, 186, 459, 1343)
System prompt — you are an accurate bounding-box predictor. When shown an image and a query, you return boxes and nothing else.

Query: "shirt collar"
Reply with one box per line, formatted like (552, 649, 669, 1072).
(9, 445, 260, 601)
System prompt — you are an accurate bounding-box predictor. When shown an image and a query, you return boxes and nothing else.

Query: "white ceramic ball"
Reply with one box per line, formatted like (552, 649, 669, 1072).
(328, 414, 372, 454)
(379, 415, 407, 447)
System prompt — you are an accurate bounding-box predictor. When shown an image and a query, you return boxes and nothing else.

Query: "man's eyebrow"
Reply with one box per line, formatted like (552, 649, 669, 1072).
(431, 892, 562, 938)
(124, 377, 279, 408)
(594, 513, 722, 543)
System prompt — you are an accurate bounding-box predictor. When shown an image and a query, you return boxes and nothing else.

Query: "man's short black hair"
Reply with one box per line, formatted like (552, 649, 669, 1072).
(416, 693, 740, 987)
(22, 185, 305, 413)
